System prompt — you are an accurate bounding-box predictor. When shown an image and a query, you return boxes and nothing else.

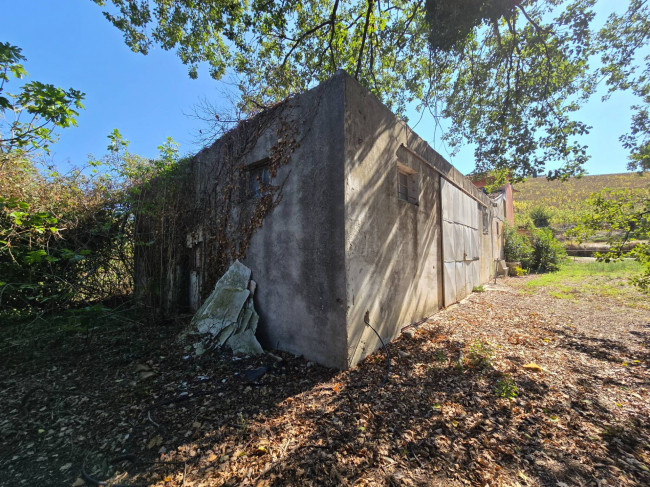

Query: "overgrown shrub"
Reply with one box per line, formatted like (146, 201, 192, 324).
(529, 206, 553, 227)
(504, 224, 566, 273)
(0, 135, 179, 312)
(504, 224, 532, 268)
(529, 227, 567, 272)
(1, 155, 129, 310)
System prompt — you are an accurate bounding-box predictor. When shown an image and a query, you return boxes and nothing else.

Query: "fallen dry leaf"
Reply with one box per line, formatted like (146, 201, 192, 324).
(147, 434, 163, 449)
(523, 363, 543, 372)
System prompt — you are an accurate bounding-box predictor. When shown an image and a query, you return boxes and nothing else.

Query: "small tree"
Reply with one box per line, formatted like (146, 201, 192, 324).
(0, 42, 84, 159)
(529, 227, 567, 272)
(572, 186, 650, 292)
(529, 206, 553, 228)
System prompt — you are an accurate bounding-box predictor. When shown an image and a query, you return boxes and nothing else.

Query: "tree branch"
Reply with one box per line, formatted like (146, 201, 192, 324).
(281, 21, 331, 69)
(281, 0, 340, 71)
(355, 0, 375, 79)
(327, 0, 340, 70)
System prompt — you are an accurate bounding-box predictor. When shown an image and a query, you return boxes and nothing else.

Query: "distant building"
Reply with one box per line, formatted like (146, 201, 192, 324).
(470, 176, 515, 226)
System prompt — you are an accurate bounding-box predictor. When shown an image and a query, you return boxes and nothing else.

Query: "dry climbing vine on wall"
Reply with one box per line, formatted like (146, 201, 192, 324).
(192, 102, 300, 304)
(135, 89, 325, 313)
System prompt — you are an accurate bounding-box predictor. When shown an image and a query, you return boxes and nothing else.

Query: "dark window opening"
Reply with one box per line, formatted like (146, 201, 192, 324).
(397, 162, 418, 205)
(248, 165, 271, 198)
(243, 158, 271, 199)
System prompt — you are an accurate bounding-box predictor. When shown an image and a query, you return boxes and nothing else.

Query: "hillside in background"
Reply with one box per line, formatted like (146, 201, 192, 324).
(512, 172, 649, 228)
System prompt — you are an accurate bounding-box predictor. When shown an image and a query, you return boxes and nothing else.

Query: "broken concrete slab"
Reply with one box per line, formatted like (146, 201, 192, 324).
(182, 260, 263, 356)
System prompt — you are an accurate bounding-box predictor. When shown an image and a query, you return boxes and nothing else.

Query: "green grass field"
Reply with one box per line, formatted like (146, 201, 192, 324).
(517, 259, 648, 309)
(512, 172, 649, 228)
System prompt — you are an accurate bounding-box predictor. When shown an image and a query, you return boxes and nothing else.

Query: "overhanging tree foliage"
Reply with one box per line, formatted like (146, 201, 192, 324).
(598, 0, 650, 173)
(93, 0, 650, 293)
(93, 0, 610, 180)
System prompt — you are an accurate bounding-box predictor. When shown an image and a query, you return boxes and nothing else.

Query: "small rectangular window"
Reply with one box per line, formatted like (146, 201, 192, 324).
(248, 165, 270, 198)
(398, 172, 409, 201)
(397, 162, 418, 205)
(243, 158, 271, 199)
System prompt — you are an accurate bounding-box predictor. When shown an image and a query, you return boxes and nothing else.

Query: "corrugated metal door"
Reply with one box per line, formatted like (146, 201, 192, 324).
(441, 179, 480, 306)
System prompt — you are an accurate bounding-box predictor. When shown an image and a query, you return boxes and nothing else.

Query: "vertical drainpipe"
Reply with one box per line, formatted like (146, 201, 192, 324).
(490, 204, 496, 283)
(438, 173, 445, 308)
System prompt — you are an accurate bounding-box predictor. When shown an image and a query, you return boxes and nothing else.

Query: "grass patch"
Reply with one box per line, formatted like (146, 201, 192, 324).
(549, 284, 577, 300)
(519, 259, 648, 309)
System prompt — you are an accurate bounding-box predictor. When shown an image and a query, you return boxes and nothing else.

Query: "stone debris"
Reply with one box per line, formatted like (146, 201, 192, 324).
(182, 260, 263, 356)
(244, 366, 268, 382)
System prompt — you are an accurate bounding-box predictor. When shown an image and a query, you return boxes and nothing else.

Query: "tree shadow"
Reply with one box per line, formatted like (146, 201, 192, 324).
(87, 322, 648, 487)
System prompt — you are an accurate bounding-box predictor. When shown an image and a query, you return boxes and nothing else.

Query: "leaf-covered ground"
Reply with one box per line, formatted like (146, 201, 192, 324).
(1, 274, 649, 487)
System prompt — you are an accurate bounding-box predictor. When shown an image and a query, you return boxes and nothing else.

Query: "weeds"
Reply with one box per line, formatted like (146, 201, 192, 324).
(434, 350, 447, 364)
(494, 376, 518, 399)
(510, 266, 527, 276)
(467, 340, 494, 367)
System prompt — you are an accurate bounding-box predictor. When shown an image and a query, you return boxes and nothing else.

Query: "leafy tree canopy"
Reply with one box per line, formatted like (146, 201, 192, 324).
(0, 42, 85, 159)
(93, 0, 647, 180)
(598, 0, 650, 172)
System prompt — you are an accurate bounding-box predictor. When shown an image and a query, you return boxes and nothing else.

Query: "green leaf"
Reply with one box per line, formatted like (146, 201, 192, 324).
(24, 249, 48, 264)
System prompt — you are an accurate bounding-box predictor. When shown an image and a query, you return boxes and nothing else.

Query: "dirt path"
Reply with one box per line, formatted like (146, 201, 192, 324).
(1, 276, 648, 486)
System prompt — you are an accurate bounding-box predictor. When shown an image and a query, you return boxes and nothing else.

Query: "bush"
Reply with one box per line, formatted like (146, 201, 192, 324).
(0, 155, 133, 310)
(529, 227, 567, 272)
(0, 135, 180, 312)
(504, 225, 532, 268)
(504, 224, 566, 273)
(530, 206, 553, 227)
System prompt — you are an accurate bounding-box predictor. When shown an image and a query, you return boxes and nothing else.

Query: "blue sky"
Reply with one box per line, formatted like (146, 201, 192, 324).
(1, 0, 640, 176)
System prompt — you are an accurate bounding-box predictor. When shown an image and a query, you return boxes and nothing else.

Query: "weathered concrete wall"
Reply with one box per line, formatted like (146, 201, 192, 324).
(244, 76, 348, 368)
(341, 71, 492, 367)
(187, 75, 349, 369)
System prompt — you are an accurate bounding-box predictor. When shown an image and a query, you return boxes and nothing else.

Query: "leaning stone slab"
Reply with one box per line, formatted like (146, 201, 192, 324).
(181, 260, 263, 356)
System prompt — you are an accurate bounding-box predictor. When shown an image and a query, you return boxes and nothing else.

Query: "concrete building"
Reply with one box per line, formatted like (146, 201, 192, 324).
(138, 71, 506, 369)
